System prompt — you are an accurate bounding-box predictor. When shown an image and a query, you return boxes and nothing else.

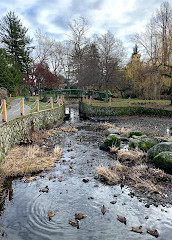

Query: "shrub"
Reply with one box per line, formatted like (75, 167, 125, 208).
(104, 136, 121, 147)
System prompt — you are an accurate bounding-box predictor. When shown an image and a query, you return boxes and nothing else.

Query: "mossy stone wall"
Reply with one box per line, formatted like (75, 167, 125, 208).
(0, 105, 65, 160)
(79, 102, 172, 117)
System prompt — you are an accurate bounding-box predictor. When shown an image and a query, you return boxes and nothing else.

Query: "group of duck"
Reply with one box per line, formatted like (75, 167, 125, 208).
(47, 204, 158, 238)
(101, 204, 159, 238)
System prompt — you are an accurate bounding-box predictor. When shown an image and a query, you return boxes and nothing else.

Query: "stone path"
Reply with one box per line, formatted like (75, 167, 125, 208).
(0, 99, 31, 124)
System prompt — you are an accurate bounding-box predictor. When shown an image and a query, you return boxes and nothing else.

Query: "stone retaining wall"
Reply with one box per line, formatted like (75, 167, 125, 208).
(79, 102, 172, 117)
(0, 105, 65, 161)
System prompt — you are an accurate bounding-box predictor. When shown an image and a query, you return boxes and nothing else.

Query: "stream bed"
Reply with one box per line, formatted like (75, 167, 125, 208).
(0, 106, 172, 240)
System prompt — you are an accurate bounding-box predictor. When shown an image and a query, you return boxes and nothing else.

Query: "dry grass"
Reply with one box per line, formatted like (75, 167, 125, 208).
(60, 126, 78, 133)
(96, 166, 118, 184)
(97, 163, 128, 184)
(102, 122, 121, 130)
(96, 162, 165, 194)
(100, 122, 132, 136)
(0, 145, 62, 178)
(117, 150, 145, 164)
(109, 145, 119, 153)
(120, 127, 132, 135)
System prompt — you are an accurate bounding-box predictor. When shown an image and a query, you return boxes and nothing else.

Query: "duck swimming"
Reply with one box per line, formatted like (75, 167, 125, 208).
(147, 229, 159, 238)
(101, 205, 106, 215)
(39, 186, 49, 193)
(117, 215, 126, 225)
(69, 219, 79, 229)
(75, 213, 87, 220)
(48, 210, 54, 221)
(131, 226, 142, 234)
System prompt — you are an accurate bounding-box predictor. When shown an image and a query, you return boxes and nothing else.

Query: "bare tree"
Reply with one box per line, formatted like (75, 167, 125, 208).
(34, 29, 54, 63)
(67, 17, 89, 86)
(60, 41, 74, 88)
(95, 31, 125, 100)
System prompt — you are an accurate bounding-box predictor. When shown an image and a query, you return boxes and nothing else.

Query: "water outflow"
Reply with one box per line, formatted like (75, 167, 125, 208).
(0, 106, 172, 240)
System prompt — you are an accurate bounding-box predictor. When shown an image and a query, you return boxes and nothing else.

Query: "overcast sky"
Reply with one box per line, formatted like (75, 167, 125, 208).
(0, 0, 168, 57)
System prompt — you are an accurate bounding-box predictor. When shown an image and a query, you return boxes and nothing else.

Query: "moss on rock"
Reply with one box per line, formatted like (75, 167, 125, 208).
(129, 131, 143, 138)
(104, 135, 121, 147)
(148, 142, 172, 159)
(129, 136, 159, 152)
(153, 151, 172, 174)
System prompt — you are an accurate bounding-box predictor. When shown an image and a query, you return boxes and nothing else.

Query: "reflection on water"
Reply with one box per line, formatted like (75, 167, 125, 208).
(0, 106, 172, 240)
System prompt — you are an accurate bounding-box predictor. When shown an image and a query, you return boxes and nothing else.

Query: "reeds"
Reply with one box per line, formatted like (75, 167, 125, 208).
(0, 145, 62, 177)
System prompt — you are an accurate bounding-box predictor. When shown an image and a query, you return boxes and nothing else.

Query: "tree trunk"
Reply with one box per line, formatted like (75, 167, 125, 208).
(170, 79, 172, 105)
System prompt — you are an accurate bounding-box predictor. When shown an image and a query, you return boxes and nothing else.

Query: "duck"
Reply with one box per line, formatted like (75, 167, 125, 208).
(69, 219, 79, 229)
(48, 210, 54, 220)
(131, 226, 142, 234)
(39, 173, 45, 178)
(117, 215, 127, 225)
(101, 205, 106, 215)
(49, 175, 53, 180)
(147, 229, 159, 238)
(58, 177, 62, 182)
(39, 186, 49, 193)
(110, 200, 117, 204)
(75, 213, 87, 220)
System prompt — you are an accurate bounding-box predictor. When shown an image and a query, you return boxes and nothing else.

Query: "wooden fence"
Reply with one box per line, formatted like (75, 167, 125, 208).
(1, 95, 65, 123)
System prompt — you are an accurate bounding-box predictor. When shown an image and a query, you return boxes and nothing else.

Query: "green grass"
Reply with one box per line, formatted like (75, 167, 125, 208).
(89, 98, 172, 110)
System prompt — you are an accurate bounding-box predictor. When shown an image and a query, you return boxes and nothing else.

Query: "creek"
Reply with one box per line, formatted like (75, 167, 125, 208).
(0, 105, 172, 240)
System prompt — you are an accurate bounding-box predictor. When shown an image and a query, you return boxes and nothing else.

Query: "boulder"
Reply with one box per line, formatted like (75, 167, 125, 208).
(99, 143, 110, 152)
(129, 136, 159, 152)
(129, 138, 140, 149)
(106, 128, 120, 136)
(147, 142, 172, 159)
(153, 151, 172, 174)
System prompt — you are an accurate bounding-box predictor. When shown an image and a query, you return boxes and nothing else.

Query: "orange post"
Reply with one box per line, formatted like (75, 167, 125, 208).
(21, 98, 25, 115)
(36, 97, 39, 112)
(2, 99, 7, 122)
(57, 96, 60, 106)
(62, 95, 65, 103)
(89, 96, 92, 104)
(128, 97, 131, 106)
(60, 95, 63, 105)
(50, 97, 53, 109)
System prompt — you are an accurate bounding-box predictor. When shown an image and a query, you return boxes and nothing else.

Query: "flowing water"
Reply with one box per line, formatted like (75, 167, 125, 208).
(0, 105, 172, 240)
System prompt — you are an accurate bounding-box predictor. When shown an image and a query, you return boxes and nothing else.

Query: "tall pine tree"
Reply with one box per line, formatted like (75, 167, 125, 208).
(0, 11, 33, 74)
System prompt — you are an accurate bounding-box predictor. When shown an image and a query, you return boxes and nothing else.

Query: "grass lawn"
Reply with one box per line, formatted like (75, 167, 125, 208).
(88, 98, 172, 111)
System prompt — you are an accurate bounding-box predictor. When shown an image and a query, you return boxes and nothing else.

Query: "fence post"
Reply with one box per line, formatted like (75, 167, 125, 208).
(62, 95, 65, 103)
(89, 96, 92, 104)
(82, 95, 85, 101)
(128, 97, 131, 106)
(50, 97, 53, 109)
(109, 97, 112, 106)
(36, 97, 39, 112)
(60, 95, 63, 105)
(21, 98, 25, 116)
(57, 96, 60, 106)
(2, 99, 7, 122)
(86, 95, 88, 102)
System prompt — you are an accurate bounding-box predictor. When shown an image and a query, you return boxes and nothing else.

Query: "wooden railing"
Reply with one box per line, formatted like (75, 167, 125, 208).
(1, 95, 65, 123)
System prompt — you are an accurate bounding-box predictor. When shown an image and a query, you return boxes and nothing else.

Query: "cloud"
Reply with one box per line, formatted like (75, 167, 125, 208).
(0, 0, 168, 56)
